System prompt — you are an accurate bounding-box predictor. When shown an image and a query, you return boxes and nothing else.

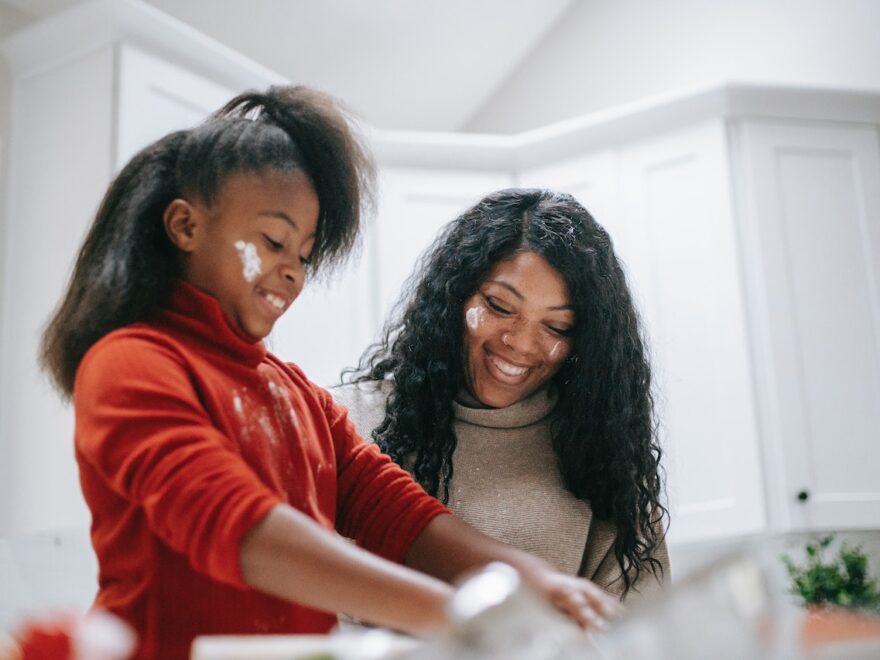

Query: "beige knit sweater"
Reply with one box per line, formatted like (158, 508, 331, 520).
(332, 380, 669, 600)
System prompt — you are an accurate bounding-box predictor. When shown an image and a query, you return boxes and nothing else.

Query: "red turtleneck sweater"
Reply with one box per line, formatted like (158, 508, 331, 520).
(73, 282, 448, 659)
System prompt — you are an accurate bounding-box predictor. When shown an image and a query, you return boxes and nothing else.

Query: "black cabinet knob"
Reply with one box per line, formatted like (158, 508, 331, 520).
(797, 490, 810, 502)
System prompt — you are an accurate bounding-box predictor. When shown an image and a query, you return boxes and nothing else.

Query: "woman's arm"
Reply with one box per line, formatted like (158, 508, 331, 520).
(404, 513, 620, 629)
(239, 504, 452, 635)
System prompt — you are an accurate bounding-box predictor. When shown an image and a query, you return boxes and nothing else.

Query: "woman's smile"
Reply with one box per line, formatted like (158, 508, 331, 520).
(484, 347, 532, 382)
(462, 251, 574, 408)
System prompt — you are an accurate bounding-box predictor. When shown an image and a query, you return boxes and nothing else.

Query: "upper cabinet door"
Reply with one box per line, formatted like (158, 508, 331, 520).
(374, 167, 514, 323)
(734, 120, 880, 531)
(116, 45, 236, 168)
(619, 121, 766, 544)
(517, 150, 624, 259)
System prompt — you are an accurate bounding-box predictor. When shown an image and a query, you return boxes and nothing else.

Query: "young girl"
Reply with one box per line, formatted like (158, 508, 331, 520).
(38, 86, 616, 660)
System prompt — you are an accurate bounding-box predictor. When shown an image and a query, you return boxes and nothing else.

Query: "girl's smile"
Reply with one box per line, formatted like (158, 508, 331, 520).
(256, 285, 290, 313)
(164, 168, 320, 340)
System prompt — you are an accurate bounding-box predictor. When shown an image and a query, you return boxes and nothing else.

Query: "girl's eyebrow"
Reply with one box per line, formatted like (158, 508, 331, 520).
(259, 210, 298, 230)
(485, 279, 575, 312)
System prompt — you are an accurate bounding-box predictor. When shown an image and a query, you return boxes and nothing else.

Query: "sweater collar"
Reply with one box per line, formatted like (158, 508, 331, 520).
(452, 385, 558, 429)
(158, 280, 267, 367)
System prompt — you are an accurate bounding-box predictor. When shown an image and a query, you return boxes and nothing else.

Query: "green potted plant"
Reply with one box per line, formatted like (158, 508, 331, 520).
(783, 534, 880, 614)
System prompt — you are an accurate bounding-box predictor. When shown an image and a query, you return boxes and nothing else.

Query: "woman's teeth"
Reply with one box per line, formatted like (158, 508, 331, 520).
(490, 355, 528, 376)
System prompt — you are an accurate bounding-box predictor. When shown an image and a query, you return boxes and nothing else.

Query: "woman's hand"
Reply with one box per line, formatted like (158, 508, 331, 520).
(406, 513, 621, 632)
(523, 568, 622, 631)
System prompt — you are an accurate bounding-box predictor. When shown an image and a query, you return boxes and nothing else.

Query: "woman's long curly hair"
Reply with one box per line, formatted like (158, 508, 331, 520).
(346, 188, 667, 594)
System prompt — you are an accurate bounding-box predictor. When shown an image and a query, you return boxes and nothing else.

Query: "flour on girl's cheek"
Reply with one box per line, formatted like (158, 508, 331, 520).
(234, 240, 262, 282)
(465, 305, 485, 331)
(549, 341, 563, 359)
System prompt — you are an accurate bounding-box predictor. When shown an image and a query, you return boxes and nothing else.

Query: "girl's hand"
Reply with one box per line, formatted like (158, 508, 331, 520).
(525, 569, 622, 631)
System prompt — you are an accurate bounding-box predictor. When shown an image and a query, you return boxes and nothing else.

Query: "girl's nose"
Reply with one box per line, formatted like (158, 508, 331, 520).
(280, 258, 304, 288)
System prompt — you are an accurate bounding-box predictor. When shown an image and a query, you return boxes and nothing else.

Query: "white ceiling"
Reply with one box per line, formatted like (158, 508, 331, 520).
(1, 0, 574, 131)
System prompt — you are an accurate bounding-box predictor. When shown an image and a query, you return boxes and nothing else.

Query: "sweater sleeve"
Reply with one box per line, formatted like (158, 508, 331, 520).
(74, 334, 282, 588)
(313, 385, 449, 563)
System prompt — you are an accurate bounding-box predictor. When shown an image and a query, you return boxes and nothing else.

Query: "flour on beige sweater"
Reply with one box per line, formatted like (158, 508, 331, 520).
(332, 380, 668, 599)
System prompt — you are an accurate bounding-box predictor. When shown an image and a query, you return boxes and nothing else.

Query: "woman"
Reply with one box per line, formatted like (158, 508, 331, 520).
(336, 188, 669, 599)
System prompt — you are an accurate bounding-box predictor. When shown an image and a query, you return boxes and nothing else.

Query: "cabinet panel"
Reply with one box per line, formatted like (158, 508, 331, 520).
(736, 120, 880, 530)
(116, 45, 236, 167)
(0, 44, 246, 533)
(272, 168, 513, 386)
(375, 168, 513, 322)
(0, 48, 116, 532)
(517, 151, 625, 261)
(269, 243, 375, 387)
(619, 122, 765, 544)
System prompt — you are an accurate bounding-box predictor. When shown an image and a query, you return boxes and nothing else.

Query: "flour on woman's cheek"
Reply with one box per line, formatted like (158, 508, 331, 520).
(465, 305, 485, 331)
(234, 240, 262, 282)
(549, 341, 563, 360)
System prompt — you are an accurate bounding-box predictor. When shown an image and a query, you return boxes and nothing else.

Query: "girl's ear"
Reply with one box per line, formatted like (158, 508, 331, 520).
(163, 199, 201, 252)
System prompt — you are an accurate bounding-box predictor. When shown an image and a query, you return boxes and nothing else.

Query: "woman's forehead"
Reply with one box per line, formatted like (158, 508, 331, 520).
(480, 252, 572, 310)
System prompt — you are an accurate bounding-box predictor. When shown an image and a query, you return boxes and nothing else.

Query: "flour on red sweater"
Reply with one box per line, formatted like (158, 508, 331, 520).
(73, 281, 448, 660)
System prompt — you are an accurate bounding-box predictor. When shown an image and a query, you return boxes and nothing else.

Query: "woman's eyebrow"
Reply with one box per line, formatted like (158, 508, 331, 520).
(486, 279, 523, 300)
(486, 280, 575, 312)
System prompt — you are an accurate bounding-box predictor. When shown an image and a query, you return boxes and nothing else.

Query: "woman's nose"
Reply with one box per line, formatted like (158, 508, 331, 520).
(502, 323, 540, 356)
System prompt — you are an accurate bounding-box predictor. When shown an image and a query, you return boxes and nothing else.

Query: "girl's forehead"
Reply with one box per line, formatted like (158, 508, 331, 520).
(212, 171, 317, 216)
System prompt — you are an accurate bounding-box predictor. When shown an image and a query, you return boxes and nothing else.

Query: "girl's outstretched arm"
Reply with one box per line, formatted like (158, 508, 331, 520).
(404, 513, 621, 630)
(239, 504, 452, 635)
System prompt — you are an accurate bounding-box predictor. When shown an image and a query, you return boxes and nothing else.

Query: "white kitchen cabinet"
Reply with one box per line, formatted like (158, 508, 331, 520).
(377, 90, 880, 543)
(375, 167, 514, 321)
(519, 123, 766, 544)
(273, 167, 513, 387)
(269, 237, 376, 386)
(732, 119, 880, 532)
(617, 122, 765, 543)
(4, 1, 879, 550)
(0, 0, 281, 533)
(516, 150, 625, 258)
(115, 45, 236, 166)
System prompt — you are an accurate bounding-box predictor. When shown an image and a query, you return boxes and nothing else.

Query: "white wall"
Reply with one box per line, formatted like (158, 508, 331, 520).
(0, 4, 34, 297)
(0, 3, 35, 531)
(466, 0, 880, 133)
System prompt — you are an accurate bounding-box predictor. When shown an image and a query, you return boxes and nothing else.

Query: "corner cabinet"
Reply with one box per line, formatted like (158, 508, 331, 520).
(372, 87, 880, 549)
(4, 3, 879, 549)
(732, 119, 880, 532)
